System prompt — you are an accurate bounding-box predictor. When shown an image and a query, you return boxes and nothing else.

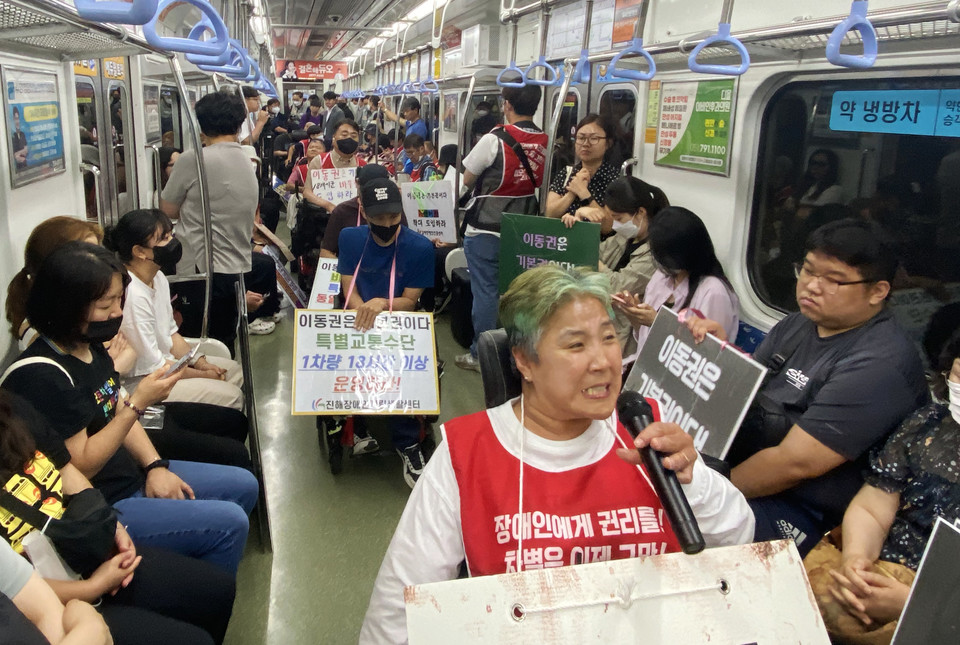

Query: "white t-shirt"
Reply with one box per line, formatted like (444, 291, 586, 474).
(0, 540, 33, 600)
(359, 398, 756, 644)
(121, 270, 179, 377)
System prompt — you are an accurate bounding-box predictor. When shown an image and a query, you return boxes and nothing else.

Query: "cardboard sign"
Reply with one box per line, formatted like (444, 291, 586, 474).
(310, 167, 357, 205)
(261, 246, 307, 309)
(498, 213, 600, 294)
(654, 79, 737, 177)
(623, 308, 766, 459)
(292, 311, 439, 415)
(401, 180, 457, 244)
(406, 540, 829, 644)
(307, 258, 341, 310)
(893, 518, 960, 643)
(4, 68, 65, 188)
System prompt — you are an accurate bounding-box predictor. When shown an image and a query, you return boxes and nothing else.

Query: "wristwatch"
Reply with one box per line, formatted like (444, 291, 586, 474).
(143, 458, 170, 473)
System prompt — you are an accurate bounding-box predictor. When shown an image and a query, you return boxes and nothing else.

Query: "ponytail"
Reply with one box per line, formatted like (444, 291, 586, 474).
(604, 176, 669, 218)
(5, 268, 31, 338)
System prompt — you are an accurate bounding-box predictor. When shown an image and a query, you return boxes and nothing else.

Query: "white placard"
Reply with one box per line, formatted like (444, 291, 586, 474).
(307, 258, 341, 310)
(309, 167, 357, 205)
(406, 540, 829, 644)
(292, 310, 439, 415)
(400, 180, 457, 244)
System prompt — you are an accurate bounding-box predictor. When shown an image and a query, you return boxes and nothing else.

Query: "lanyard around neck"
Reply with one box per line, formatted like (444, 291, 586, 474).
(343, 227, 400, 313)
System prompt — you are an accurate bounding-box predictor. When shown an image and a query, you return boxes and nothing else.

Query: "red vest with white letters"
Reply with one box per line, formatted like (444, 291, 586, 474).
(445, 406, 680, 577)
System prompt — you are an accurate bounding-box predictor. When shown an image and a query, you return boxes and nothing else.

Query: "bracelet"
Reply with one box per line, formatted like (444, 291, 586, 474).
(143, 458, 170, 473)
(123, 398, 145, 417)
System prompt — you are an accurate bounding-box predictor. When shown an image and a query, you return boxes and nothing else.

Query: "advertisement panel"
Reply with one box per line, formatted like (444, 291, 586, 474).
(4, 68, 65, 188)
(277, 60, 349, 82)
(654, 79, 737, 177)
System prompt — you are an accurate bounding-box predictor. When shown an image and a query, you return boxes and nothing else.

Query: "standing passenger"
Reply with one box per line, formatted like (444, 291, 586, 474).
(455, 85, 548, 372)
(160, 91, 259, 354)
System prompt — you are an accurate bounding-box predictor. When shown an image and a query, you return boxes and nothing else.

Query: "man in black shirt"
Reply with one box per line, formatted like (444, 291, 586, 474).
(689, 219, 928, 557)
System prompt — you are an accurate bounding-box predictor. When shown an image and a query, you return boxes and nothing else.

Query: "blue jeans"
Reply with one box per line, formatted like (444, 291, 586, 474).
(114, 460, 259, 574)
(463, 232, 501, 357)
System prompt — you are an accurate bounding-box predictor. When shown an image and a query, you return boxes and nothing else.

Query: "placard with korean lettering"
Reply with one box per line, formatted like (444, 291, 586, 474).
(310, 167, 357, 206)
(498, 214, 600, 294)
(622, 308, 766, 459)
(654, 79, 736, 177)
(307, 257, 341, 310)
(292, 311, 440, 415)
(400, 180, 457, 244)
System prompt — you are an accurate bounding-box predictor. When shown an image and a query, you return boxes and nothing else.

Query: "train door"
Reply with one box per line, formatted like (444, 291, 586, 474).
(463, 91, 504, 156)
(594, 84, 639, 171)
(548, 87, 584, 185)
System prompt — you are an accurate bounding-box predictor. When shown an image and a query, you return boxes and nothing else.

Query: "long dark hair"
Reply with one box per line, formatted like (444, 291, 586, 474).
(0, 392, 35, 482)
(799, 148, 840, 201)
(648, 206, 733, 310)
(603, 176, 669, 220)
(104, 209, 173, 263)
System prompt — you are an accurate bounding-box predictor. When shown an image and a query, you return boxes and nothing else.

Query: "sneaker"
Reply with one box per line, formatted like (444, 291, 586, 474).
(398, 443, 426, 489)
(455, 352, 480, 372)
(248, 319, 276, 335)
(268, 311, 285, 324)
(353, 433, 380, 456)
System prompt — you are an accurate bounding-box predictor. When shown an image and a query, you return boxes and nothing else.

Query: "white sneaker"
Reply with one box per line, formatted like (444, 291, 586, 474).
(268, 311, 285, 324)
(248, 319, 276, 335)
(353, 434, 380, 456)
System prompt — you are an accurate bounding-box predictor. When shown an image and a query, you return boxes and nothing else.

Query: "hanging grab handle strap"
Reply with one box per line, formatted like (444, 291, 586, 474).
(599, 38, 656, 82)
(75, 0, 158, 25)
(523, 55, 562, 87)
(687, 23, 750, 76)
(143, 0, 229, 56)
(826, 1, 878, 69)
(185, 12, 234, 66)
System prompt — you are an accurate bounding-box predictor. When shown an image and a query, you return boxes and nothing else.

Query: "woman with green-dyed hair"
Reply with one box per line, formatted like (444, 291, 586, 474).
(361, 265, 755, 643)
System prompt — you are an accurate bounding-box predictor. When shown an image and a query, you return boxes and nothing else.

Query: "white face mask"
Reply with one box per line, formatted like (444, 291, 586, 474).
(475, 109, 489, 117)
(612, 218, 639, 238)
(948, 378, 960, 425)
(293, 100, 302, 107)
(270, 107, 281, 115)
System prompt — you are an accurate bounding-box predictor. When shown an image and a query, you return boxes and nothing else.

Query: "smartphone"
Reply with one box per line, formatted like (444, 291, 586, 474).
(610, 293, 629, 305)
(163, 344, 199, 377)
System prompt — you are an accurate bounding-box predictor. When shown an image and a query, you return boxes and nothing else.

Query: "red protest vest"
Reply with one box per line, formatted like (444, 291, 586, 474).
(477, 123, 548, 198)
(445, 407, 680, 576)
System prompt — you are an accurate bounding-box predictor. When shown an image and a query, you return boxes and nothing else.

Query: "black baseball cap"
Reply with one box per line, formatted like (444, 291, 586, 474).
(360, 178, 402, 217)
(356, 164, 390, 187)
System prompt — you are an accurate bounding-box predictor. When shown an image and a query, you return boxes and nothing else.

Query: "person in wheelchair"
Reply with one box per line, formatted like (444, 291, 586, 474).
(360, 265, 754, 644)
(328, 178, 435, 486)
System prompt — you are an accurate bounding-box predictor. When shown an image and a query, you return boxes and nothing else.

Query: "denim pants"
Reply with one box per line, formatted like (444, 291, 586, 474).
(462, 232, 500, 357)
(113, 460, 259, 574)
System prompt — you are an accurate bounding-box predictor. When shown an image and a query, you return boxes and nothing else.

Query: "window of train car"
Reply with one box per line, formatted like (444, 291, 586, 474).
(750, 76, 960, 364)
(76, 77, 100, 222)
(550, 89, 581, 181)
(465, 93, 504, 154)
(108, 81, 136, 218)
(160, 86, 183, 149)
(597, 87, 637, 170)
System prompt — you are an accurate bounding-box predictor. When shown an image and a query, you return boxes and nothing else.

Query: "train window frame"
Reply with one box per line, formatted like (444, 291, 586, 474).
(596, 84, 638, 170)
(159, 85, 183, 149)
(747, 73, 960, 364)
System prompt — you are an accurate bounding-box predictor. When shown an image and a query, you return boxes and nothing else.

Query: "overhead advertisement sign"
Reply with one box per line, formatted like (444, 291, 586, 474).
(829, 88, 960, 137)
(277, 60, 348, 82)
(654, 79, 737, 177)
(4, 68, 65, 188)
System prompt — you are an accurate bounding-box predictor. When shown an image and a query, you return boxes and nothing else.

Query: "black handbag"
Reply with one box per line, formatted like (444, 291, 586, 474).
(0, 487, 117, 578)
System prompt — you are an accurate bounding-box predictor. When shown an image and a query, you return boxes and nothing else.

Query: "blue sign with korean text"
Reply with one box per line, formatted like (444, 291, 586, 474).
(830, 89, 960, 138)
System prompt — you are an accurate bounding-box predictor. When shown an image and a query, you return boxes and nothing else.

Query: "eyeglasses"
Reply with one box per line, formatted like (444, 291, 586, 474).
(792, 263, 872, 295)
(575, 135, 607, 145)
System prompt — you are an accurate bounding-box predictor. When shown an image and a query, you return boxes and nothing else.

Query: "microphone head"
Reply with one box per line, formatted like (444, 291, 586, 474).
(616, 390, 653, 422)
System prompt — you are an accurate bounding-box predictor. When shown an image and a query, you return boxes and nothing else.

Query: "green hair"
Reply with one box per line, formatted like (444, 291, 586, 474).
(499, 265, 613, 361)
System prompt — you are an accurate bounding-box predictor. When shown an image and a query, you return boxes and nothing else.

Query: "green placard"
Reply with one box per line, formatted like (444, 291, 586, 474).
(498, 213, 601, 293)
(654, 79, 736, 176)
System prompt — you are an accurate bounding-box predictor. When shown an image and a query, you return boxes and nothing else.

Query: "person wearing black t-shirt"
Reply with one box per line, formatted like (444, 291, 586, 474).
(1, 242, 258, 575)
(686, 219, 928, 558)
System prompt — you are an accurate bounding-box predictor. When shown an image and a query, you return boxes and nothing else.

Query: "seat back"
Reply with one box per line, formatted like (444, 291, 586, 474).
(477, 329, 521, 409)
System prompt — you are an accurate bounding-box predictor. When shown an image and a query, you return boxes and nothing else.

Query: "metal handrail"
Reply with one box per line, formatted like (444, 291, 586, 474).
(147, 144, 162, 205)
(538, 60, 573, 216)
(79, 162, 105, 230)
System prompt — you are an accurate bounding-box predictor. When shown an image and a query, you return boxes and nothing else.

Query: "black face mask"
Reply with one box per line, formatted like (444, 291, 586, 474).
(82, 316, 123, 344)
(370, 222, 400, 243)
(335, 138, 359, 155)
(151, 238, 183, 275)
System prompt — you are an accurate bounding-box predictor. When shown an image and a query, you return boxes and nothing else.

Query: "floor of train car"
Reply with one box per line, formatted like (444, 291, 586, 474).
(224, 243, 483, 643)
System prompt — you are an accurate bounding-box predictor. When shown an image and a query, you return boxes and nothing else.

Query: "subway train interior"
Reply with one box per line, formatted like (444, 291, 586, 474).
(0, 0, 959, 643)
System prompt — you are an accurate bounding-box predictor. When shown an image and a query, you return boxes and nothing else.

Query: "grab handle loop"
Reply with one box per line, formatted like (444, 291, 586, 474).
(523, 55, 562, 87)
(422, 78, 440, 93)
(254, 75, 278, 98)
(687, 23, 750, 76)
(825, 1, 878, 69)
(195, 40, 249, 77)
(75, 0, 158, 25)
(184, 12, 233, 66)
(143, 0, 229, 56)
(497, 60, 527, 88)
(570, 49, 592, 86)
(598, 38, 656, 82)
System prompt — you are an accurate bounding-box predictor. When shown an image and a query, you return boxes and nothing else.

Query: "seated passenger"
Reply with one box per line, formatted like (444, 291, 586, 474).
(0, 392, 236, 645)
(360, 265, 754, 643)
(545, 114, 620, 219)
(563, 176, 668, 353)
(402, 134, 438, 182)
(105, 210, 244, 411)
(790, 149, 844, 220)
(302, 120, 367, 213)
(0, 538, 110, 645)
(283, 138, 325, 194)
(1, 242, 258, 574)
(804, 338, 960, 643)
(615, 206, 739, 363)
(688, 219, 929, 558)
(333, 179, 434, 484)
(286, 125, 322, 170)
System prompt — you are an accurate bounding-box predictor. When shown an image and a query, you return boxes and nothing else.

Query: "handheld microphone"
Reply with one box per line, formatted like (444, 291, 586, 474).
(616, 391, 706, 555)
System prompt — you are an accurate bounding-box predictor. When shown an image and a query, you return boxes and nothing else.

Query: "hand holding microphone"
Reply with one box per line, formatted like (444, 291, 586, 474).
(616, 391, 706, 554)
